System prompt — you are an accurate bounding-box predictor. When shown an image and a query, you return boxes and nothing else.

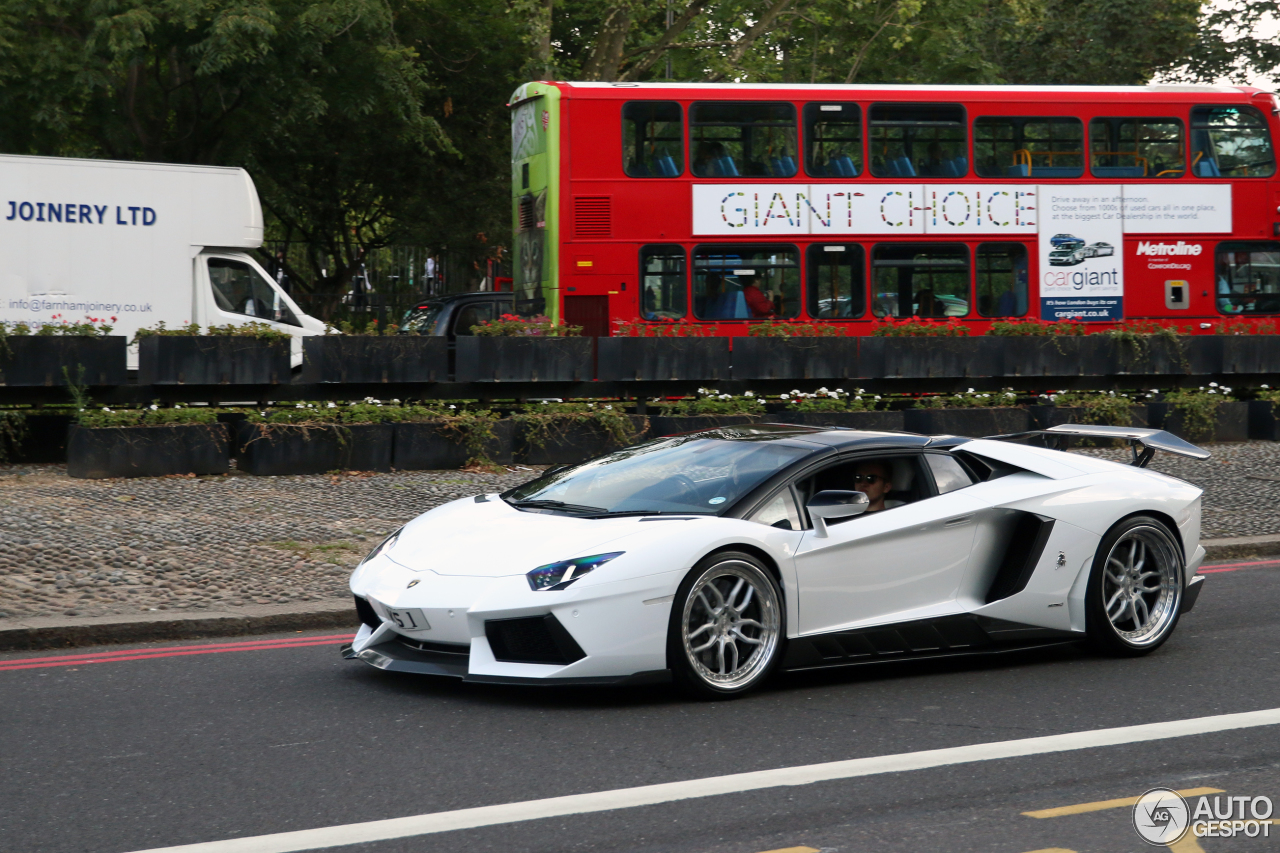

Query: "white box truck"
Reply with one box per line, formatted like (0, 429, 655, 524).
(0, 153, 325, 367)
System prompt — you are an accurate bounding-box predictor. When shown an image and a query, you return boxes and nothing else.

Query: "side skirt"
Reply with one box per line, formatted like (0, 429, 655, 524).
(782, 613, 1080, 673)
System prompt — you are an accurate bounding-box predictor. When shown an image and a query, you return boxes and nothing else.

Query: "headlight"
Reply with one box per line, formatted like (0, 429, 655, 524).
(526, 552, 624, 591)
(361, 527, 403, 565)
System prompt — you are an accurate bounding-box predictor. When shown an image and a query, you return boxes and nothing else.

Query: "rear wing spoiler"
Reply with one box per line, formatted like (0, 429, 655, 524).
(982, 424, 1210, 467)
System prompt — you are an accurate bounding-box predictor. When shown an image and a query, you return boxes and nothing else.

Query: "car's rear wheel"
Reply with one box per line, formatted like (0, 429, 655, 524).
(1085, 516, 1184, 656)
(668, 551, 783, 700)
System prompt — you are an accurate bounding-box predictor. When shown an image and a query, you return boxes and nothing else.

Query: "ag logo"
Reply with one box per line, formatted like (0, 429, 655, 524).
(1133, 787, 1190, 845)
(406, 579, 420, 588)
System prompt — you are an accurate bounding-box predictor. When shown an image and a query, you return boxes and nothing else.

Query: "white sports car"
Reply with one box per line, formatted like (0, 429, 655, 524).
(343, 424, 1209, 698)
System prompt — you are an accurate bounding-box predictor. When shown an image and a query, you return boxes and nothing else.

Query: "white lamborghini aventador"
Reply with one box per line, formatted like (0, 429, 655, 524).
(344, 423, 1209, 698)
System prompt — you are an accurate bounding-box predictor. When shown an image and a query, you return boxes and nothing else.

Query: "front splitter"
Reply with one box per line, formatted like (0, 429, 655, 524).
(340, 640, 670, 687)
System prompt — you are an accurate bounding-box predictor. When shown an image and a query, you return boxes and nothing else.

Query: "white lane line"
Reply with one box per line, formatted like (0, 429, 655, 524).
(125, 707, 1280, 853)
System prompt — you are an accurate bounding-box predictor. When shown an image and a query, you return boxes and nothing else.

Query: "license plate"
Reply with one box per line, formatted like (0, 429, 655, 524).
(384, 607, 430, 631)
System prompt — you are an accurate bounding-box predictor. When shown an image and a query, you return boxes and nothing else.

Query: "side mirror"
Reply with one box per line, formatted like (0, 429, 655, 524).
(807, 490, 868, 537)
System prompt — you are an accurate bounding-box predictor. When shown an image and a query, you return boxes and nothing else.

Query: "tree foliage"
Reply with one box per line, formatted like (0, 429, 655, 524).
(519, 0, 1202, 86)
(0, 0, 524, 303)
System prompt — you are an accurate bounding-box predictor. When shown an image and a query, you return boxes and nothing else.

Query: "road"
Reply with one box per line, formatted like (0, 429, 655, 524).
(2, 559, 1278, 853)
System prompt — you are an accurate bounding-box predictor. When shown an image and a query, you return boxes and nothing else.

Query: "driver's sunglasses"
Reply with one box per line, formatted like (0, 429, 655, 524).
(852, 473, 884, 484)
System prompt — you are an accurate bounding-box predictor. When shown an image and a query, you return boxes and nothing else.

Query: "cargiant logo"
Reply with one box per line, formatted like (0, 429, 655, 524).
(1136, 241, 1203, 257)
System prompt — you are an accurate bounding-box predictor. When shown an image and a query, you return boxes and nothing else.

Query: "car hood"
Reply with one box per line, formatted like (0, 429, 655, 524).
(383, 496, 664, 578)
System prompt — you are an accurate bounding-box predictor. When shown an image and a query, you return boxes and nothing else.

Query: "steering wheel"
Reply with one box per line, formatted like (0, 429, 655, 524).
(668, 474, 699, 502)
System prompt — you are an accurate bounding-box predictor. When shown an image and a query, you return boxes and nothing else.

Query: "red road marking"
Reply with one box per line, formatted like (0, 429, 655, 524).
(0, 633, 355, 672)
(1199, 558, 1280, 574)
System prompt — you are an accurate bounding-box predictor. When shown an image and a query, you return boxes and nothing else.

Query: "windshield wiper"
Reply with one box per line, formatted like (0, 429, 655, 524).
(507, 499, 607, 514)
(580, 510, 711, 519)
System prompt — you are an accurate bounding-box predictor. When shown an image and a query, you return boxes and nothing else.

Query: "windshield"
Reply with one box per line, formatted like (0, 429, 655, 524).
(503, 435, 813, 515)
(402, 303, 445, 334)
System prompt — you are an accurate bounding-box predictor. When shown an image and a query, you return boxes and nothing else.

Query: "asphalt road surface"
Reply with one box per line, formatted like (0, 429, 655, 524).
(2, 559, 1278, 853)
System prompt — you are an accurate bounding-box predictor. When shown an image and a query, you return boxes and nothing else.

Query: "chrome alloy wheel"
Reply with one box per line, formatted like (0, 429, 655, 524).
(1100, 525, 1183, 647)
(681, 560, 780, 690)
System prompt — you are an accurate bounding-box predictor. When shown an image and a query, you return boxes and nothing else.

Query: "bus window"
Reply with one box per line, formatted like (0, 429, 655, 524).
(690, 103, 798, 178)
(1216, 242, 1280, 314)
(974, 117, 1083, 178)
(871, 244, 969, 319)
(807, 244, 865, 318)
(869, 104, 966, 178)
(623, 102, 683, 177)
(1090, 118, 1184, 178)
(640, 245, 687, 320)
(976, 244, 1029, 318)
(692, 245, 800, 320)
(1191, 106, 1275, 178)
(804, 103, 861, 177)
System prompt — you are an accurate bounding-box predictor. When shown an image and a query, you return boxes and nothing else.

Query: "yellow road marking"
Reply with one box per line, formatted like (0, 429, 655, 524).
(1168, 832, 1206, 853)
(756, 848, 820, 853)
(1022, 787, 1225, 818)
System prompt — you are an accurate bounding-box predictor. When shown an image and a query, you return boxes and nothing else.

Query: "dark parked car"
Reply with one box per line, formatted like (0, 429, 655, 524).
(400, 292, 513, 339)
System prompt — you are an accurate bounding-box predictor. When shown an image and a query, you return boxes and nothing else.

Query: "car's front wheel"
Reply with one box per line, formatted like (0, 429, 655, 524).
(1085, 516, 1184, 656)
(668, 551, 783, 699)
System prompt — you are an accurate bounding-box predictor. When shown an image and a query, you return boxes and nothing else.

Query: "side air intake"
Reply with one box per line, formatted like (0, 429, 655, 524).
(985, 512, 1055, 604)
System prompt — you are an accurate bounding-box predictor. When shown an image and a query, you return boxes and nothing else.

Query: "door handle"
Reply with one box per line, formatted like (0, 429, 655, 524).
(944, 514, 975, 527)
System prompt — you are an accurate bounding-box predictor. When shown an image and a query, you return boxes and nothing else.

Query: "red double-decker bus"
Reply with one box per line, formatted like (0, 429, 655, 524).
(509, 81, 1280, 336)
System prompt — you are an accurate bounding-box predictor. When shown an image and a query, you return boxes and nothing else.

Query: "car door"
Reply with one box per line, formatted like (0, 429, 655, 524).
(204, 255, 307, 361)
(449, 301, 495, 339)
(792, 452, 989, 636)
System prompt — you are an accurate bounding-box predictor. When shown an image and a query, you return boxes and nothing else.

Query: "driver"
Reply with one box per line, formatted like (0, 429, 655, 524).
(852, 460, 898, 512)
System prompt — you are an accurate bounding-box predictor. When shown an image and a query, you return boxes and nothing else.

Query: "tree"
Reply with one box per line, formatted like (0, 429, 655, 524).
(0, 0, 525, 315)
(513, 0, 1202, 87)
(1160, 0, 1280, 84)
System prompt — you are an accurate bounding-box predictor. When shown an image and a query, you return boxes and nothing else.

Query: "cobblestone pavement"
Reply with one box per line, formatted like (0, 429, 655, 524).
(0, 465, 539, 621)
(0, 441, 1276, 623)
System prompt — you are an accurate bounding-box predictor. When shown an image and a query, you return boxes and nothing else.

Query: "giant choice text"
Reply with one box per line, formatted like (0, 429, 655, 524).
(4, 202, 157, 225)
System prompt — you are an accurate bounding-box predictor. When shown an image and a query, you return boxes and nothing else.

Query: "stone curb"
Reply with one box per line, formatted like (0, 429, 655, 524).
(0, 599, 357, 652)
(1201, 533, 1280, 562)
(3, 534, 1278, 653)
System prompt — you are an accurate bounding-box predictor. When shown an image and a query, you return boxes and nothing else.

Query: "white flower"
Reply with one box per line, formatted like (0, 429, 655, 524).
(1263, 384, 1271, 389)
(295, 403, 305, 409)
(448, 404, 456, 410)
(604, 404, 612, 410)
(327, 402, 337, 409)
(780, 392, 790, 399)
(149, 404, 159, 410)
(874, 395, 882, 400)
(967, 387, 975, 393)
(1223, 387, 1233, 394)
(817, 387, 828, 394)
(744, 391, 754, 397)
(1209, 382, 1218, 387)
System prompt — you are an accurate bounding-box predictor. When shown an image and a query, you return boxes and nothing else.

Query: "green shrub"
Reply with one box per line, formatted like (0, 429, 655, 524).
(871, 318, 970, 337)
(78, 404, 219, 429)
(133, 321, 292, 343)
(657, 388, 766, 416)
(471, 313, 581, 336)
(1165, 384, 1235, 440)
(780, 387, 879, 412)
